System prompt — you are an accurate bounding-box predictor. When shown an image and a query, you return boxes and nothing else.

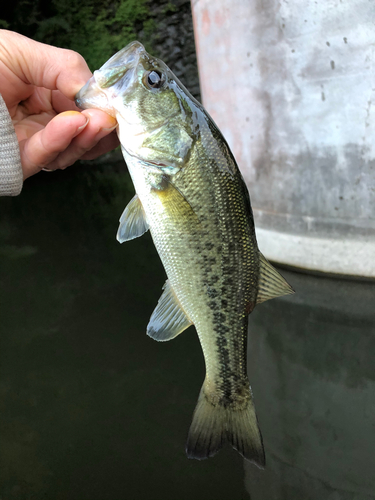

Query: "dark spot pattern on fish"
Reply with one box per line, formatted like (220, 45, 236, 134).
(77, 41, 268, 463)
(213, 311, 226, 323)
(202, 256, 217, 266)
(141, 104, 261, 416)
(207, 275, 219, 286)
(208, 300, 218, 310)
(223, 276, 234, 287)
(207, 287, 218, 299)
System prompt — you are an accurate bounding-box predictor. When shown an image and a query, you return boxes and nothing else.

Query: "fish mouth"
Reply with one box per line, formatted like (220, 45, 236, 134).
(74, 76, 104, 110)
(75, 41, 145, 115)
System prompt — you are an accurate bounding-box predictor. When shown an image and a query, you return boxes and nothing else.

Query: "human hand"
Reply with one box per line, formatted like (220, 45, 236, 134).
(0, 30, 119, 179)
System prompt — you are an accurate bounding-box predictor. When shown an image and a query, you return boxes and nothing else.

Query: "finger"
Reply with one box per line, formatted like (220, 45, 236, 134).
(73, 109, 117, 150)
(79, 131, 120, 160)
(20, 110, 89, 179)
(41, 110, 118, 170)
(51, 90, 82, 113)
(44, 131, 120, 170)
(1, 30, 92, 100)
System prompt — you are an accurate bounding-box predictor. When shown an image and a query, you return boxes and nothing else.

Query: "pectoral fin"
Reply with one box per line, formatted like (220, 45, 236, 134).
(147, 280, 193, 341)
(256, 253, 295, 304)
(154, 176, 200, 226)
(116, 194, 149, 243)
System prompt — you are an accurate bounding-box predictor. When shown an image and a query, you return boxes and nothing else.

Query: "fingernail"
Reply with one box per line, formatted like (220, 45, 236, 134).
(77, 116, 89, 132)
(102, 123, 118, 132)
(101, 114, 118, 132)
(59, 110, 89, 131)
(59, 110, 81, 118)
(84, 110, 117, 132)
(72, 116, 89, 138)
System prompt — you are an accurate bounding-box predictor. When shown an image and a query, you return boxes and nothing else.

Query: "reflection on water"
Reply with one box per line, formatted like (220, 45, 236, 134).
(247, 269, 375, 500)
(1, 163, 374, 499)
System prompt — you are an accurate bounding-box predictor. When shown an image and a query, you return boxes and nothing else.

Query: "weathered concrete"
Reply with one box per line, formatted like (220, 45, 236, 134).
(191, 0, 375, 278)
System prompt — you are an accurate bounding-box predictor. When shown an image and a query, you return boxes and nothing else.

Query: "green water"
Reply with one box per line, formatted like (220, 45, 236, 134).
(1, 162, 374, 499)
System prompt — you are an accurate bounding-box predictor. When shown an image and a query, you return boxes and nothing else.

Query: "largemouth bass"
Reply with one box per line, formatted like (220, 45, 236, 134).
(75, 42, 293, 467)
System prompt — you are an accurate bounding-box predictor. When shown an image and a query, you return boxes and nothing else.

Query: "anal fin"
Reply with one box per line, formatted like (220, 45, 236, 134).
(147, 280, 193, 341)
(257, 252, 295, 304)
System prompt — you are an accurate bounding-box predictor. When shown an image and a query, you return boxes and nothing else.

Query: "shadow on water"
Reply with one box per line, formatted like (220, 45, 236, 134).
(1, 161, 374, 499)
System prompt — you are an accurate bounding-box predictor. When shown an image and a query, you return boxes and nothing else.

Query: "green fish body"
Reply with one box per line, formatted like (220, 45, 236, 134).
(75, 42, 294, 467)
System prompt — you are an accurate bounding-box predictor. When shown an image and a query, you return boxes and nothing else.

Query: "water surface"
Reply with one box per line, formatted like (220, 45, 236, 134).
(0, 163, 374, 499)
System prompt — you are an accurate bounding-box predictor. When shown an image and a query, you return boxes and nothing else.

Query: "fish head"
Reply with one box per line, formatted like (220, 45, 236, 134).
(75, 41, 200, 170)
(75, 41, 144, 118)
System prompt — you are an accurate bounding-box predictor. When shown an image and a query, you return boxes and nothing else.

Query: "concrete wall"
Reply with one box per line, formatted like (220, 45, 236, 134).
(191, 0, 375, 278)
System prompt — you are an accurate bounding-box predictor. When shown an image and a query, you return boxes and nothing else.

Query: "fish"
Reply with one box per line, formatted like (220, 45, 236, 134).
(75, 41, 294, 467)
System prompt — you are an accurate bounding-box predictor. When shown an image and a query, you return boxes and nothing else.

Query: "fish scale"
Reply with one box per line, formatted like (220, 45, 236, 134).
(125, 125, 259, 419)
(75, 40, 294, 466)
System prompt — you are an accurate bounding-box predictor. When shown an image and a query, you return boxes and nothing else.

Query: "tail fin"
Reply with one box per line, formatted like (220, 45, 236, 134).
(186, 386, 265, 468)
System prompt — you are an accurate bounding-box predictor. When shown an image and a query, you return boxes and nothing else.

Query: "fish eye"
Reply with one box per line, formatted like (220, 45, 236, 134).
(144, 70, 164, 90)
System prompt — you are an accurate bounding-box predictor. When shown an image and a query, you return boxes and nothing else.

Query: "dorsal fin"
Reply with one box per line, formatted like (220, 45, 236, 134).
(116, 194, 149, 243)
(147, 280, 193, 341)
(256, 253, 295, 304)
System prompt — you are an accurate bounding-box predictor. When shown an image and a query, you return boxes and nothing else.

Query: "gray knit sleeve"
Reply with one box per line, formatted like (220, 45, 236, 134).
(0, 93, 23, 196)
